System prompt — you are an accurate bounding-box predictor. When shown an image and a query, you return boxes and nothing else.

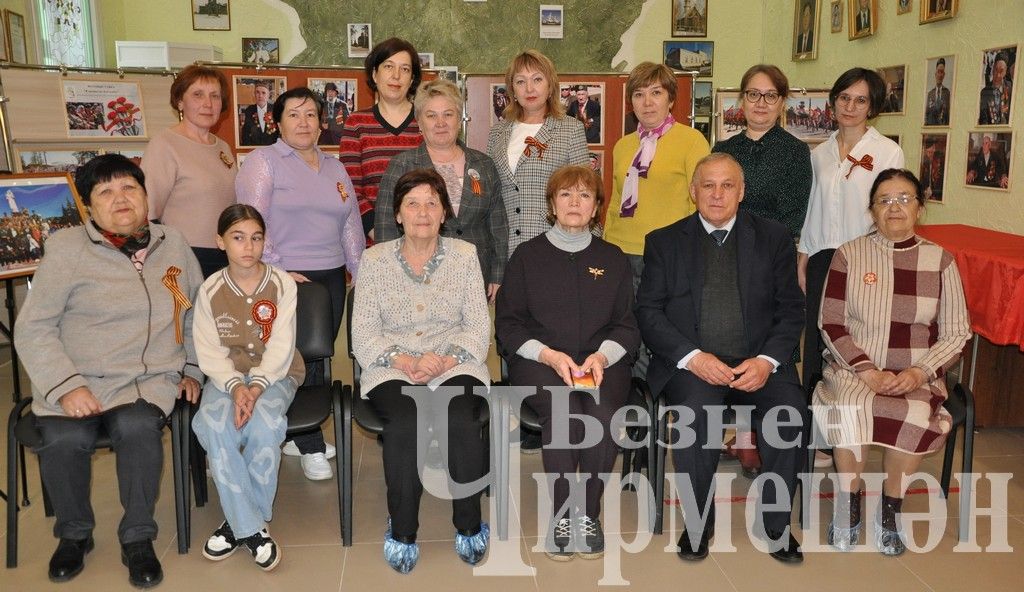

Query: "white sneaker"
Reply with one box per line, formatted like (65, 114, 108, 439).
(300, 452, 334, 480)
(282, 440, 336, 459)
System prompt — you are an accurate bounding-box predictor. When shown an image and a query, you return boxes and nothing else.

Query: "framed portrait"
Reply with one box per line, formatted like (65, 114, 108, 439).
(242, 38, 279, 64)
(15, 149, 101, 177)
(847, 0, 877, 40)
(923, 55, 955, 127)
(896, 0, 912, 15)
(539, 5, 564, 39)
(782, 90, 836, 144)
(418, 53, 434, 68)
(60, 79, 147, 139)
(977, 45, 1016, 127)
(672, 0, 708, 38)
(4, 9, 28, 63)
(491, 83, 510, 126)
(561, 82, 605, 145)
(792, 0, 821, 61)
(233, 75, 287, 148)
(0, 173, 88, 280)
(308, 78, 358, 146)
(830, 0, 843, 32)
(347, 23, 372, 58)
(587, 150, 604, 176)
(191, 0, 230, 31)
(694, 81, 712, 117)
(664, 41, 714, 77)
(622, 91, 639, 136)
(919, 0, 957, 24)
(876, 65, 907, 115)
(919, 133, 948, 202)
(436, 66, 460, 85)
(965, 131, 1012, 191)
(714, 90, 745, 143)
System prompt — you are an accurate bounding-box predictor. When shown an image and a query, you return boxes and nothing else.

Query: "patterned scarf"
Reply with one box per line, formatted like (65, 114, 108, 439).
(95, 221, 150, 257)
(620, 115, 674, 217)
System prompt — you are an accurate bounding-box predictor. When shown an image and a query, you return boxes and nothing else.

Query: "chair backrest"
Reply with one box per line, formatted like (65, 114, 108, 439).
(296, 281, 334, 367)
(344, 289, 361, 383)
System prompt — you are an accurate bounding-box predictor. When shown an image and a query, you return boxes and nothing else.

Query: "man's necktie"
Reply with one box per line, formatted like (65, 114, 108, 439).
(711, 229, 728, 246)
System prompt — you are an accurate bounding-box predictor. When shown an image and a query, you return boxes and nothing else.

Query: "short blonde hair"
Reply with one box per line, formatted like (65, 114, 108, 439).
(503, 49, 565, 121)
(625, 62, 677, 104)
(413, 79, 464, 120)
(544, 165, 604, 229)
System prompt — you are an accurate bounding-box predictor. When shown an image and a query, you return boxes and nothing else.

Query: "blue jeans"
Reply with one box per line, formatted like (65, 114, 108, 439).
(193, 378, 297, 538)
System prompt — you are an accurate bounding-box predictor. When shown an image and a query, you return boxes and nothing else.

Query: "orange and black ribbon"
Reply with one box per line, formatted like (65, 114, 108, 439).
(161, 266, 193, 344)
(844, 153, 874, 179)
(523, 136, 548, 159)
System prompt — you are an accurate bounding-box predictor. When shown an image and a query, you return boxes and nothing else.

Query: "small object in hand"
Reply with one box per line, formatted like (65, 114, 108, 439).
(572, 369, 597, 389)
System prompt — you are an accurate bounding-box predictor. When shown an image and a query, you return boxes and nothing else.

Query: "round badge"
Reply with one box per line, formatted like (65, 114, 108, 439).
(863, 272, 877, 285)
(252, 300, 278, 342)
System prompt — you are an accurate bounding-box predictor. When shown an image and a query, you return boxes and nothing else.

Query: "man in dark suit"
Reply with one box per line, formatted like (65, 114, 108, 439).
(855, 0, 872, 34)
(920, 139, 945, 200)
(566, 85, 601, 144)
(925, 58, 951, 125)
(637, 153, 807, 564)
(319, 82, 349, 145)
(794, 1, 815, 56)
(240, 81, 278, 146)
(978, 51, 1013, 125)
(966, 133, 1009, 188)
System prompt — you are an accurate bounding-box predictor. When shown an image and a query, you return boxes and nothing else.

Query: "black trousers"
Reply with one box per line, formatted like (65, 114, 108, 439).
(514, 357, 631, 519)
(802, 249, 836, 393)
(288, 265, 347, 454)
(663, 364, 807, 534)
(367, 374, 487, 542)
(33, 399, 166, 544)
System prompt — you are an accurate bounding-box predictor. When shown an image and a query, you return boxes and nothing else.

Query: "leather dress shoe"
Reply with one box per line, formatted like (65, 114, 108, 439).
(765, 531, 804, 564)
(121, 540, 163, 588)
(48, 536, 94, 582)
(676, 529, 711, 561)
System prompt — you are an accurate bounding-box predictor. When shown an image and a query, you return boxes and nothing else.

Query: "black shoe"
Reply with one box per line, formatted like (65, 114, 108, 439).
(520, 429, 542, 454)
(576, 516, 605, 559)
(676, 529, 710, 561)
(121, 540, 163, 589)
(48, 536, 94, 582)
(765, 530, 804, 564)
(202, 520, 239, 561)
(544, 518, 574, 561)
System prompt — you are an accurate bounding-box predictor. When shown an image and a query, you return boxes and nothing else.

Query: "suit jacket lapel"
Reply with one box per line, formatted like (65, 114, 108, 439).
(457, 146, 480, 222)
(681, 215, 705, 323)
(492, 121, 516, 181)
(736, 213, 755, 321)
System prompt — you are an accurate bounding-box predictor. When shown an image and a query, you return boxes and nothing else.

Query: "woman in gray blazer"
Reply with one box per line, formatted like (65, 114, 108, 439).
(376, 79, 508, 302)
(487, 49, 590, 257)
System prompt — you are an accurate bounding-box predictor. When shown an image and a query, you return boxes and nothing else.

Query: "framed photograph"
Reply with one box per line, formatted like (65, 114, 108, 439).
(919, 133, 947, 202)
(876, 64, 907, 115)
(672, 0, 708, 37)
(920, 0, 957, 24)
(491, 83, 510, 125)
(792, 0, 821, 61)
(965, 131, 1011, 191)
(562, 82, 605, 145)
(694, 81, 712, 116)
(897, 0, 912, 15)
(782, 90, 836, 144)
(233, 75, 287, 148)
(4, 10, 28, 63)
(15, 149, 101, 177)
(347, 23, 372, 59)
(847, 0, 877, 40)
(587, 150, 604, 175)
(0, 173, 88, 280)
(418, 53, 434, 69)
(977, 45, 1016, 126)
(714, 90, 745, 143)
(694, 119, 711, 143)
(308, 78, 358, 146)
(242, 38, 279, 64)
(60, 79, 147, 139)
(436, 66, 460, 85)
(191, 0, 230, 31)
(830, 0, 843, 32)
(923, 54, 955, 126)
(664, 41, 714, 77)
(0, 14, 8, 62)
(539, 5, 564, 39)
(622, 91, 639, 136)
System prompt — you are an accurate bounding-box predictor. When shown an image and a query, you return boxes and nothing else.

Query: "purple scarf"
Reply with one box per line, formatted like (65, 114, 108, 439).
(620, 115, 674, 217)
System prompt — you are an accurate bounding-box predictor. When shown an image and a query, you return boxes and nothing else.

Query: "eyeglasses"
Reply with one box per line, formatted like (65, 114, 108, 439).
(743, 90, 781, 105)
(873, 193, 917, 207)
(836, 93, 870, 109)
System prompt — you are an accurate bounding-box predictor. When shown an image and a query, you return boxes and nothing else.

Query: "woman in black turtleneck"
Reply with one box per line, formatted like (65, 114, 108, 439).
(495, 165, 639, 562)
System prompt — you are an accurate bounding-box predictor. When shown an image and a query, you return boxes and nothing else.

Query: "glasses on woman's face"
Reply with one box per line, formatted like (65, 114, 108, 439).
(836, 93, 870, 109)
(873, 193, 916, 207)
(743, 89, 781, 104)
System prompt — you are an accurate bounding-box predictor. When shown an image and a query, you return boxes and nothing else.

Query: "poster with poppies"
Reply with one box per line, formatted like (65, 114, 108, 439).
(60, 79, 147, 139)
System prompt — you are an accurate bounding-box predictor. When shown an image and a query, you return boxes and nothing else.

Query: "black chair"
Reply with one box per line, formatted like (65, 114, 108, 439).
(6, 396, 190, 568)
(184, 281, 347, 546)
(939, 380, 974, 542)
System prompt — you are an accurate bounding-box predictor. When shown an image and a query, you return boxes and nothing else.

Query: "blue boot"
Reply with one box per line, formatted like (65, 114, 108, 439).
(454, 523, 490, 565)
(384, 518, 419, 574)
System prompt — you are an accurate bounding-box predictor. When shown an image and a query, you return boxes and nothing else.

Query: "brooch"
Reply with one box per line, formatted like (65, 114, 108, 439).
(251, 299, 278, 343)
(467, 169, 482, 196)
(523, 136, 548, 159)
(337, 182, 349, 202)
(219, 151, 234, 168)
(588, 267, 604, 280)
(863, 272, 877, 285)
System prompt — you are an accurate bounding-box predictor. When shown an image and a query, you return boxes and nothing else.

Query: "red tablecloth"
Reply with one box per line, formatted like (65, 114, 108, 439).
(917, 224, 1024, 350)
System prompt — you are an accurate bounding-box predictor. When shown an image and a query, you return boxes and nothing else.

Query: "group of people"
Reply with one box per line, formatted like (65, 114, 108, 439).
(14, 38, 972, 588)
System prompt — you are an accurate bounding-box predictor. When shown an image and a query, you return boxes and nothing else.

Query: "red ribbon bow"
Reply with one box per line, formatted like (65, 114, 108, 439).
(844, 153, 874, 179)
(523, 136, 548, 159)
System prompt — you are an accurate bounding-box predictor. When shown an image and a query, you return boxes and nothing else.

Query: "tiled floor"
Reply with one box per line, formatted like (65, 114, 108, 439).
(2, 353, 1022, 591)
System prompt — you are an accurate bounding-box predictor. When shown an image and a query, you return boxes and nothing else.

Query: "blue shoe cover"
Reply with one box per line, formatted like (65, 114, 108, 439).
(384, 518, 419, 573)
(454, 522, 490, 565)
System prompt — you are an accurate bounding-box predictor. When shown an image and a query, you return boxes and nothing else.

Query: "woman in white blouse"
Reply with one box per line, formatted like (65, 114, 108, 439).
(798, 67, 904, 398)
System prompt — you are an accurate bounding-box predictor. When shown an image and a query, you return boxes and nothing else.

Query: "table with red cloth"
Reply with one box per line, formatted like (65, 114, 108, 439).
(917, 224, 1024, 350)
